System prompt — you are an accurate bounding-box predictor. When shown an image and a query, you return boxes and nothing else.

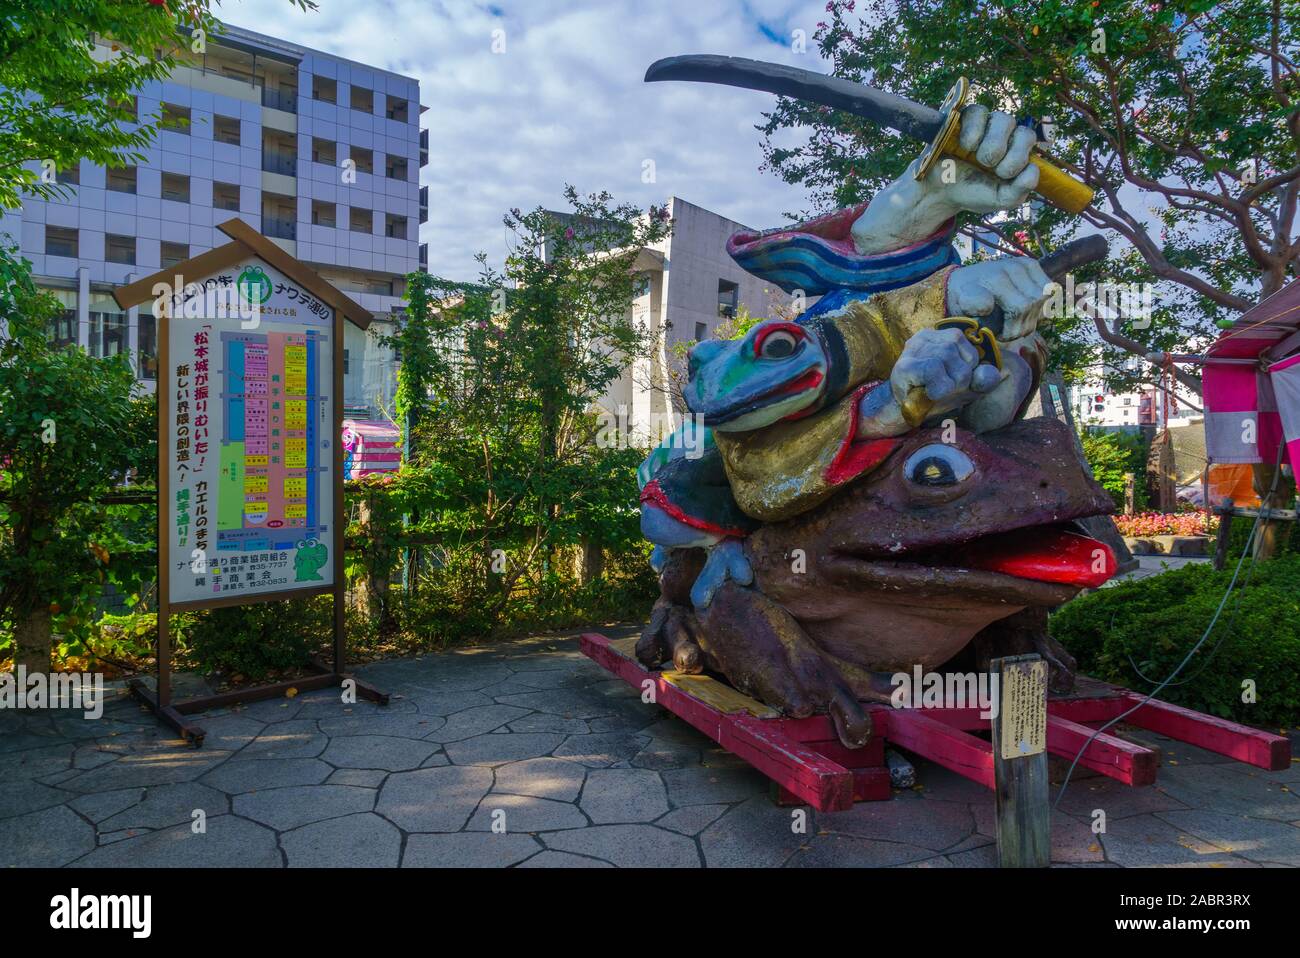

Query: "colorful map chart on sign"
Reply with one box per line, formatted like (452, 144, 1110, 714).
(215, 329, 327, 552)
(165, 255, 336, 606)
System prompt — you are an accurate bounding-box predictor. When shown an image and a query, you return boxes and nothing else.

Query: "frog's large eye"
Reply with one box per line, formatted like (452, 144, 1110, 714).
(753, 323, 805, 360)
(904, 444, 974, 487)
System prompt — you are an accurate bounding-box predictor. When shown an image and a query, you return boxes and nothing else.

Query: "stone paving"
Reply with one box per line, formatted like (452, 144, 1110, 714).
(2, 625, 1297, 868)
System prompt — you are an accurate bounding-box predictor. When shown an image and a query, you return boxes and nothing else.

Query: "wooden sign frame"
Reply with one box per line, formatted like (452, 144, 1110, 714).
(116, 221, 388, 745)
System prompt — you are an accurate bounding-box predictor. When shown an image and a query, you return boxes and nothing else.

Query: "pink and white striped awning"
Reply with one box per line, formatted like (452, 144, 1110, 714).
(342, 419, 401, 479)
(1203, 280, 1300, 468)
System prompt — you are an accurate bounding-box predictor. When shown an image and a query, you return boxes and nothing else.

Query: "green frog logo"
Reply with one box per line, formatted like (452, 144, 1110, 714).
(293, 538, 328, 582)
(237, 266, 273, 306)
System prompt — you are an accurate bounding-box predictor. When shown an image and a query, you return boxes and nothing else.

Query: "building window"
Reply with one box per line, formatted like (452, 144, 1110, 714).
(138, 309, 157, 380)
(350, 85, 372, 112)
(312, 75, 337, 103)
(160, 242, 188, 269)
(312, 200, 337, 227)
(105, 234, 136, 266)
(386, 95, 409, 122)
(213, 181, 240, 212)
(311, 137, 336, 165)
(109, 95, 137, 122)
(385, 155, 409, 181)
(88, 292, 127, 359)
(161, 172, 190, 203)
(106, 166, 137, 194)
(58, 165, 80, 186)
(695, 322, 707, 341)
(349, 207, 372, 233)
(42, 288, 77, 346)
(349, 146, 374, 175)
(161, 103, 190, 134)
(384, 214, 408, 239)
(718, 279, 739, 319)
(213, 115, 241, 145)
(45, 226, 78, 258)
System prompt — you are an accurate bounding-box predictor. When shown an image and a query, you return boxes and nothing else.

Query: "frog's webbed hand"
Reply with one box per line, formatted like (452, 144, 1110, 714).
(947, 256, 1052, 340)
(700, 582, 873, 749)
(851, 107, 1038, 255)
(857, 327, 1004, 437)
(689, 537, 754, 611)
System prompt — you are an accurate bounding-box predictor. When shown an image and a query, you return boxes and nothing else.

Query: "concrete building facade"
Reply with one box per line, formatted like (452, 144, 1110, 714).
(0, 24, 428, 419)
(600, 196, 792, 445)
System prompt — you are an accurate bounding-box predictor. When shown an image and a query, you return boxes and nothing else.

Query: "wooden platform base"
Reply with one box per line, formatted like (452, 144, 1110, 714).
(581, 632, 1290, 812)
(129, 667, 388, 747)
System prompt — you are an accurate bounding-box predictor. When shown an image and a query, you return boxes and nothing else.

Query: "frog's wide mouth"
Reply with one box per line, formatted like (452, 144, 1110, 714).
(695, 365, 825, 429)
(828, 521, 1117, 605)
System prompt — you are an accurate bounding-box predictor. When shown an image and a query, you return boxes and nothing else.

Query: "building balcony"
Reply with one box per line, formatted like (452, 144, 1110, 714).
(261, 150, 297, 176)
(419, 185, 429, 224)
(261, 86, 298, 113)
(419, 243, 428, 273)
(263, 216, 296, 241)
(420, 128, 429, 167)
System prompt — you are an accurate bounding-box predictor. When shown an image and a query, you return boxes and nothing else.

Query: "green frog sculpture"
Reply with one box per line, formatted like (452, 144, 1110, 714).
(637, 63, 1117, 747)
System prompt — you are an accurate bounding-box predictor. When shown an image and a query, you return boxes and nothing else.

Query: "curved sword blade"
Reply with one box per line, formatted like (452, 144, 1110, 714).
(645, 54, 943, 143)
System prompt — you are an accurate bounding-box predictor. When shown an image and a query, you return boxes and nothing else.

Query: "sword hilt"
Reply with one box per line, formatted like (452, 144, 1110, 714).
(916, 78, 1094, 215)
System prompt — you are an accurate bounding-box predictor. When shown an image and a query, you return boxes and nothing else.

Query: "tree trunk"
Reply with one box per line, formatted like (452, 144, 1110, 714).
(14, 608, 52, 675)
(575, 537, 604, 586)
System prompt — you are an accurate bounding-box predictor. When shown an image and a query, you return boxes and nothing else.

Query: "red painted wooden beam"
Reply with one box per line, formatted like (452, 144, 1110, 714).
(1046, 714, 1158, 786)
(876, 706, 996, 789)
(1119, 692, 1291, 771)
(580, 633, 859, 811)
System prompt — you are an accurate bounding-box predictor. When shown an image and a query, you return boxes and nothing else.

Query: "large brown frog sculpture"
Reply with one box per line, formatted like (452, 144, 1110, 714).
(637, 415, 1116, 748)
(635, 62, 1118, 749)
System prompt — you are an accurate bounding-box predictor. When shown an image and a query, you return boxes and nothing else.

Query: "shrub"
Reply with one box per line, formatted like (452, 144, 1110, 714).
(179, 597, 332, 681)
(1049, 555, 1300, 726)
(1080, 429, 1148, 512)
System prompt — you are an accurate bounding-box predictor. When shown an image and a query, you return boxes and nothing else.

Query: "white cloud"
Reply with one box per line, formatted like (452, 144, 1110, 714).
(218, 0, 834, 279)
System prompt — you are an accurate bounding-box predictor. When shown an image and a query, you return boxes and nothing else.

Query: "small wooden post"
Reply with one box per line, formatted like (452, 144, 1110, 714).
(1122, 472, 1136, 515)
(990, 654, 1050, 868)
(1212, 497, 1235, 571)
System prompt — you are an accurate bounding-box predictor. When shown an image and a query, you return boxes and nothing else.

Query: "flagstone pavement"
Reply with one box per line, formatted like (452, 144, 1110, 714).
(3, 626, 1297, 868)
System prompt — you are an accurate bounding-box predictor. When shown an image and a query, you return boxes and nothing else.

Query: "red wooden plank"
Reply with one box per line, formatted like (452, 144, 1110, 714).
(1048, 696, 1131, 724)
(852, 766, 893, 802)
(1046, 714, 1158, 786)
(580, 633, 856, 811)
(1119, 692, 1291, 771)
(877, 707, 995, 789)
(773, 766, 891, 806)
(801, 737, 885, 770)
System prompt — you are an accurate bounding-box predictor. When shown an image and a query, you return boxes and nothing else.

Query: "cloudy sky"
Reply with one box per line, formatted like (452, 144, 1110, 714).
(221, 0, 835, 280)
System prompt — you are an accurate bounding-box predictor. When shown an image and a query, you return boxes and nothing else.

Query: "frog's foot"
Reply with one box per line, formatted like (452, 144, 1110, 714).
(699, 582, 873, 749)
(636, 597, 707, 674)
(690, 537, 753, 610)
(970, 607, 1077, 693)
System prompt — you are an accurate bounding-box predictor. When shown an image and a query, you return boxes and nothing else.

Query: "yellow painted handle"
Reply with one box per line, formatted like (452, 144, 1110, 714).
(946, 141, 1094, 215)
(901, 385, 933, 428)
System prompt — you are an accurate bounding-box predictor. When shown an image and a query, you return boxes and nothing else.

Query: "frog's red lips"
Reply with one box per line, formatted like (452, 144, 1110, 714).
(952, 525, 1116, 589)
(699, 366, 825, 426)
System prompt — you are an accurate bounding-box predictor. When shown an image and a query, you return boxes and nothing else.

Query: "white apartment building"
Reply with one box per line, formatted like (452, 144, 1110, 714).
(0, 24, 429, 420)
